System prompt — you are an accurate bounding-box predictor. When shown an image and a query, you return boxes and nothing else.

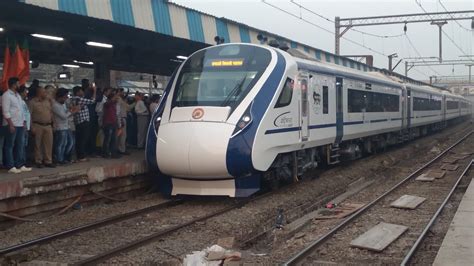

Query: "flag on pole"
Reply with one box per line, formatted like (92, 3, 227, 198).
(1, 39, 30, 91)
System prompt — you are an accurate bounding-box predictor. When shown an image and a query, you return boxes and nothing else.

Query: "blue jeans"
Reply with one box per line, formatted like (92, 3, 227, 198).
(102, 125, 117, 156)
(54, 130, 68, 163)
(65, 130, 75, 162)
(4, 126, 26, 169)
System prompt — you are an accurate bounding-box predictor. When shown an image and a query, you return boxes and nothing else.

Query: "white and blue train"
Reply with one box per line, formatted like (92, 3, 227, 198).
(146, 43, 472, 197)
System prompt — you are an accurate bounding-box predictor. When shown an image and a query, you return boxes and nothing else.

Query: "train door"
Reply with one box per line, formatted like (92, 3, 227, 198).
(406, 88, 411, 128)
(401, 87, 406, 129)
(335, 77, 344, 143)
(298, 73, 309, 141)
(442, 94, 446, 123)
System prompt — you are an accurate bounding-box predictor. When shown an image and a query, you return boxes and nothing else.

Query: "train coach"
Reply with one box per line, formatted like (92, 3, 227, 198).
(146, 43, 472, 197)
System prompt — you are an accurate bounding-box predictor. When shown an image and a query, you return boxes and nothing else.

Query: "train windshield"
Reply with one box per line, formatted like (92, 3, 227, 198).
(172, 45, 272, 110)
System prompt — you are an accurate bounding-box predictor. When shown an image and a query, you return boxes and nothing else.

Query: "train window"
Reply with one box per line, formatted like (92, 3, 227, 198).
(365, 83, 372, 90)
(348, 89, 366, 113)
(447, 100, 459, 110)
(301, 79, 308, 117)
(323, 86, 328, 114)
(413, 96, 442, 111)
(348, 89, 399, 113)
(275, 78, 294, 108)
(172, 45, 271, 110)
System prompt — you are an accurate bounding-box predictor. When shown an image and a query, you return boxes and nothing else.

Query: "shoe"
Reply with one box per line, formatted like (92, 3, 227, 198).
(78, 158, 88, 162)
(8, 167, 22, 174)
(119, 151, 130, 155)
(111, 154, 122, 159)
(45, 164, 56, 168)
(19, 166, 32, 172)
(36, 164, 44, 169)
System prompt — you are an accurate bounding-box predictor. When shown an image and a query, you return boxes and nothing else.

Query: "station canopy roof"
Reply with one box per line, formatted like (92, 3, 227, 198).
(0, 0, 437, 88)
(0, 0, 208, 76)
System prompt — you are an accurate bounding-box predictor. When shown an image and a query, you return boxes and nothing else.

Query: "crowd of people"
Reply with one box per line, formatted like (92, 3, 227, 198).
(0, 77, 161, 174)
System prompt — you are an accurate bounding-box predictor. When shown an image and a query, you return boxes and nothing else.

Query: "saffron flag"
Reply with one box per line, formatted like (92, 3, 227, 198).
(1, 39, 30, 91)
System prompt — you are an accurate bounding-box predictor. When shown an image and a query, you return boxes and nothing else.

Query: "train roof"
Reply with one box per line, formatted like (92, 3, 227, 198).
(284, 48, 466, 100)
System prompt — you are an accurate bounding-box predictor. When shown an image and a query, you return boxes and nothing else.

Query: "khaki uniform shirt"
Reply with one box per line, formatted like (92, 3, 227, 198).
(29, 98, 53, 124)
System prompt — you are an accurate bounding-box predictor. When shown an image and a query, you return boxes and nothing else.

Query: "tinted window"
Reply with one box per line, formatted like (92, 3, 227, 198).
(301, 79, 308, 116)
(348, 89, 399, 113)
(172, 45, 271, 110)
(447, 100, 459, 110)
(275, 78, 293, 108)
(323, 86, 328, 114)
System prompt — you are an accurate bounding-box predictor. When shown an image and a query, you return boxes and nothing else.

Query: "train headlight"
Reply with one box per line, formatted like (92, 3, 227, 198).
(242, 116, 251, 123)
(154, 116, 162, 133)
(232, 104, 253, 137)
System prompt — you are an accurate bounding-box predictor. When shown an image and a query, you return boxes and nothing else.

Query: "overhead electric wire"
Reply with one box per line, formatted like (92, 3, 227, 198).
(261, 0, 388, 56)
(412, 67, 430, 79)
(290, 0, 405, 39)
(405, 34, 442, 76)
(415, 0, 473, 60)
(438, 0, 472, 31)
(438, 0, 473, 57)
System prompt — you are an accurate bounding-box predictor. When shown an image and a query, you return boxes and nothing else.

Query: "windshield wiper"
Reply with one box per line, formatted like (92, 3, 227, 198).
(221, 74, 248, 107)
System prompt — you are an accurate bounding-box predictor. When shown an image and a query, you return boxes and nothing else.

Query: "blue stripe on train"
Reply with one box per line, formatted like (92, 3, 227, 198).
(226, 51, 286, 196)
(264, 118, 405, 135)
(146, 71, 177, 195)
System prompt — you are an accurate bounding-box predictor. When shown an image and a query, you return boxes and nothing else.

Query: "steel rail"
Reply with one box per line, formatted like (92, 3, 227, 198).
(283, 130, 473, 265)
(0, 199, 184, 256)
(401, 159, 473, 266)
(77, 200, 251, 265)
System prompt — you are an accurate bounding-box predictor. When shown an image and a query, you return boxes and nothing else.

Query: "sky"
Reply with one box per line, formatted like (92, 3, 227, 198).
(172, 0, 474, 81)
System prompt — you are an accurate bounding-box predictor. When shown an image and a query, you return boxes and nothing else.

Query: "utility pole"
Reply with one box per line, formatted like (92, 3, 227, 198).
(467, 64, 473, 84)
(335, 16, 340, 55)
(388, 53, 402, 72)
(431, 21, 447, 62)
(405, 61, 414, 77)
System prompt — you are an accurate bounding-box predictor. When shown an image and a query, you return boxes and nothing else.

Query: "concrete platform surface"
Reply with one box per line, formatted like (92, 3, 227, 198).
(0, 151, 147, 201)
(434, 177, 474, 266)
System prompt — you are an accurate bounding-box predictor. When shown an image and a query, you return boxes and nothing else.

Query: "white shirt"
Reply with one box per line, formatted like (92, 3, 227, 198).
(135, 100, 149, 116)
(2, 89, 25, 127)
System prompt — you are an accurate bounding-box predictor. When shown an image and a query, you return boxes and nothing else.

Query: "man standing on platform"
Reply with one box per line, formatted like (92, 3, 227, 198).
(2, 77, 31, 173)
(71, 86, 96, 162)
(134, 92, 149, 149)
(117, 89, 130, 155)
(29, 86, 55, 168)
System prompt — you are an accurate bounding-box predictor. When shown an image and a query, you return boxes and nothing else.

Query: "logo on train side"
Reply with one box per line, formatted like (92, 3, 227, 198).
(274, 112, 293, 127)
(192, 108, 204, 119)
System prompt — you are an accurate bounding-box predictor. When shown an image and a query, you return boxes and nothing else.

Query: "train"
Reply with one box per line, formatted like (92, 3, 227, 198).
(145, 43, 472, 197)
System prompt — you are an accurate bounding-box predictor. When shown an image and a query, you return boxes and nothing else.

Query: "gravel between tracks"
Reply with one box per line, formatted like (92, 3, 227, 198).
(0, 122, 471, 265)
(295, 132, 473, 265)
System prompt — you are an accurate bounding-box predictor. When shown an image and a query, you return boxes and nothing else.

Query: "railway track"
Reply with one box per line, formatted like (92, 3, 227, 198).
(0, 199, 184, 256)
(0, 191, 274, 264)
(284, 130, 473, 265)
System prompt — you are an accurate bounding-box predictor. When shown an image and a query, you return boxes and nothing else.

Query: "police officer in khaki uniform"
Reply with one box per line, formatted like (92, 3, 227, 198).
(29, 86, 55, 168)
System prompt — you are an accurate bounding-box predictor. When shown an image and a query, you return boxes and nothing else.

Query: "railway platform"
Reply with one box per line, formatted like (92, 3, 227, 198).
(0, 151, 149, 221)
(434, 162, 474, 266)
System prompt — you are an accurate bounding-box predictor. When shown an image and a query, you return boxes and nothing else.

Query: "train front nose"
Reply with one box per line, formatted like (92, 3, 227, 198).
(156, 107, 235, 179)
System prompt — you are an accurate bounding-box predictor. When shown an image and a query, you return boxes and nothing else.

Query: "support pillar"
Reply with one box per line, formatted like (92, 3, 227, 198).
(94, 63, 113, 89)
